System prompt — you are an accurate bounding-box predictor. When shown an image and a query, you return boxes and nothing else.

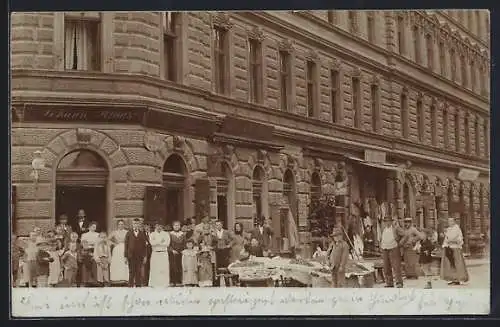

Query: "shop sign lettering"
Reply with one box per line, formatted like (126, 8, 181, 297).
(23, 107, 144, 124)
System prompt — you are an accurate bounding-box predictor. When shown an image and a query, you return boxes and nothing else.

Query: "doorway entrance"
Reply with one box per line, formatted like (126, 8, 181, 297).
(163, 154, 187, 228)
(55, 150, 109, 231)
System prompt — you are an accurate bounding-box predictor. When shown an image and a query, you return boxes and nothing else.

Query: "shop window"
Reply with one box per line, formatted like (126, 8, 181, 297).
(252, 166, 267, 222)
(163, 154, 187, 228)
(216, 162, 234, 229)
(64, 16, 101, 71)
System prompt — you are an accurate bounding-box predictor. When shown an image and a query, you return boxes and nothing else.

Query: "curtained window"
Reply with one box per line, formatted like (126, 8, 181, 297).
(64, 18, 101, 71)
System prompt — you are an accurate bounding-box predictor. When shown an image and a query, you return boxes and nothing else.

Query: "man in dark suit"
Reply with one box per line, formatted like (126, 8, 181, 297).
(251, 216, 274, 256)
(124, 218, 149, 287)
(73, 209, 89, 239)
(212, 220, 232, 269)
(142, 223, 153, 286)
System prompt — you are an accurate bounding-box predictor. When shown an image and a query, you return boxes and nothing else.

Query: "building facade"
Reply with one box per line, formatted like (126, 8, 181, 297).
(11, 10, 490, 256)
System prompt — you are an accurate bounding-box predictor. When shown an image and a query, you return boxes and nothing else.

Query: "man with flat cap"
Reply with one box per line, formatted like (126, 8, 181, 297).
(124, 218, 149, 287)
(380, 216, 405, 288)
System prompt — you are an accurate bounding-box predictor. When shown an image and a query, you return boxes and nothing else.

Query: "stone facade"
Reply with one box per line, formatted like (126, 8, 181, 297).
(11, 10, 490, 255)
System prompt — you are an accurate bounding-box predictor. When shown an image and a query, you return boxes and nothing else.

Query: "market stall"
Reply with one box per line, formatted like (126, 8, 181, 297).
(228, 256, 375, 288)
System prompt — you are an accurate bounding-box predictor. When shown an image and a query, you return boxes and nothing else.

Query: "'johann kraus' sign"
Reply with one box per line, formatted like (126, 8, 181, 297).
(12, 104, 146, 124)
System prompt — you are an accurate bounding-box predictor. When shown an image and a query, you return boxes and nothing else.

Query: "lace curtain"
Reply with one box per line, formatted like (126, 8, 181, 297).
(64, 20, 96, 70)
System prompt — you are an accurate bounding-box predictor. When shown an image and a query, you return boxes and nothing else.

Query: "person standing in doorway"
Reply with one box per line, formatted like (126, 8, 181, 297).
(148, 223, 171, 287)
(73, 209, 89, 239)
(169, 221, 186, 287)
(400, 217, 424, 280)
(213, 220, 232, 269)
(327, 228, 349, 288)
(380, 216, 405, 288)
(124, 218, 148, 287)
(56, 214, 73, 244)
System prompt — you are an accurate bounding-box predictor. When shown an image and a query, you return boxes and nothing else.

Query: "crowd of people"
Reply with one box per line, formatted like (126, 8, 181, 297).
(11, 209, 275, 288)
(10, 207, 470, 289)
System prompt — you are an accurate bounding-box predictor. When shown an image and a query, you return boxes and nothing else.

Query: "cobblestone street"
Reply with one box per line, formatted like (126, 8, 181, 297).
(373, 258, 490, 289)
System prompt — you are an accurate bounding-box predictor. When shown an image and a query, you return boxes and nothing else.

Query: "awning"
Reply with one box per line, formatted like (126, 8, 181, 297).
(345, 156, 404, 172)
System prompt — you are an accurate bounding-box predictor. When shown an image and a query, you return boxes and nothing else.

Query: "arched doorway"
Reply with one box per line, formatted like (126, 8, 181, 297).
(56, 150, 108, 231)
(252, 166, 268, 222)
(283, 169, 298, 225)
(216, 161, 235, 229)
(163, 154, 188, 228)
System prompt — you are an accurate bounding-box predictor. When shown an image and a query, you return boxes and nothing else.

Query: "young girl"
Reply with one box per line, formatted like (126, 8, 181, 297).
(419, 228, 436, 289)
(94, 232, 111, 287)
(61, 242, 79, 287)
(48, 239, 64, 287)
(182, 239, 198, 286)
(35, 239, 54, 288)
(197, 239, 213, 287)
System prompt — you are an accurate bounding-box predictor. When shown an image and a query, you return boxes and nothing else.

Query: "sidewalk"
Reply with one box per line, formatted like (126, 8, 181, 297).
(465, 256, 490, 268)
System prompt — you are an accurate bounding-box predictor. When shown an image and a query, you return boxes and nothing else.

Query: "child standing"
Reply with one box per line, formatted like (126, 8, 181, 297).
(61, 242, 79, 287)
(182, 239, 198, 286)
(35, 239, 54, 288)
(79, 240, 95, 287)
(24, 231, 39, 287)
(48, 239, 64, 287)
(94, 232, 111, 287)
(419, 228, 436, 289)
(197, 240, 213, 287)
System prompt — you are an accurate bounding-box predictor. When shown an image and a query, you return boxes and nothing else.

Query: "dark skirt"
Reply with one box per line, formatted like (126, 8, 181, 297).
(440, 248, 469, 282)
(170, 251, 183, 285)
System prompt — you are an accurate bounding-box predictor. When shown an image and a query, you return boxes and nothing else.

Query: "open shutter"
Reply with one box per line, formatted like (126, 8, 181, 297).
(144, 186, 167, 226)
(194, 178, 210, 222)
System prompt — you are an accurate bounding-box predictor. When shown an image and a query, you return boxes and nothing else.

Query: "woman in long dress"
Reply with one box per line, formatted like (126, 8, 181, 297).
(149, 223, 171, 287)
(109, 220, 129, 284)
(229, 222, 247, 263)
(440, 217, 469, 285)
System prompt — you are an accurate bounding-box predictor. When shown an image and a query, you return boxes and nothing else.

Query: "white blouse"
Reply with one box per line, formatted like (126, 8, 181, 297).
(149, 231, 171, 252)
(442, 224, 464, 249)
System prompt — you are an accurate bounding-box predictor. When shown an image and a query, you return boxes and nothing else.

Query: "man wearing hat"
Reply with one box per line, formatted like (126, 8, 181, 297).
(380, 216, 405, 288)
(124, 218, 149, 287)
(327, 228, 349, 288)
(400, 217, 424, 280)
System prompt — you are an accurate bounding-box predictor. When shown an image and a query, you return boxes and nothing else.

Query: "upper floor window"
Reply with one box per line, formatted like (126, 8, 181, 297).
(371, 84, 380, 132)
(162, 12, 179, 82)
(330, 69, 340, 123)
(416, 98, 424, 142)
(425, 34, 433, 70)
(412, 26, 421, 64)
(306, 60, 317, 118)
(367, 12, 375, 43)
(397, 16, 405, 55)
(460, 55, 468, 88)
(439, 41, 446, 75)
(401, 92, 409, 139)
(443, 108, 449, 148)
(214, 27, 229, 95)
(464, 114, 470, 154)
(430, 102, 437, 146)
(352, 76, 361, 128)
(475, 117, 480, 156)
(248, 38, 263, 103)
(454, 111, 461, 152)
(279, 51, 291, 111)
(64, 15, 101, 71)
(348, 11, 358, 34)
(450, 48, 457, 81)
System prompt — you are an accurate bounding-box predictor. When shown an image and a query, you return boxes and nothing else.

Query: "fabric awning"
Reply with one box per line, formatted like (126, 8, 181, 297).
(345, 156, 404, 172)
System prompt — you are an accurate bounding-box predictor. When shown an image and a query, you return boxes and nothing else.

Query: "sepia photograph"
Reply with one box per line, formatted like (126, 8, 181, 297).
(10, 9, 490, 316)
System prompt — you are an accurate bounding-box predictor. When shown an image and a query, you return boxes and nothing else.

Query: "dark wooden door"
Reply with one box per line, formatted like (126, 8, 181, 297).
(144, 186, 167, 227)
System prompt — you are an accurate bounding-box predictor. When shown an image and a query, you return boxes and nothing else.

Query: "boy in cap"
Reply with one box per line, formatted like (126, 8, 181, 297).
(327, 228, 349, 288)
